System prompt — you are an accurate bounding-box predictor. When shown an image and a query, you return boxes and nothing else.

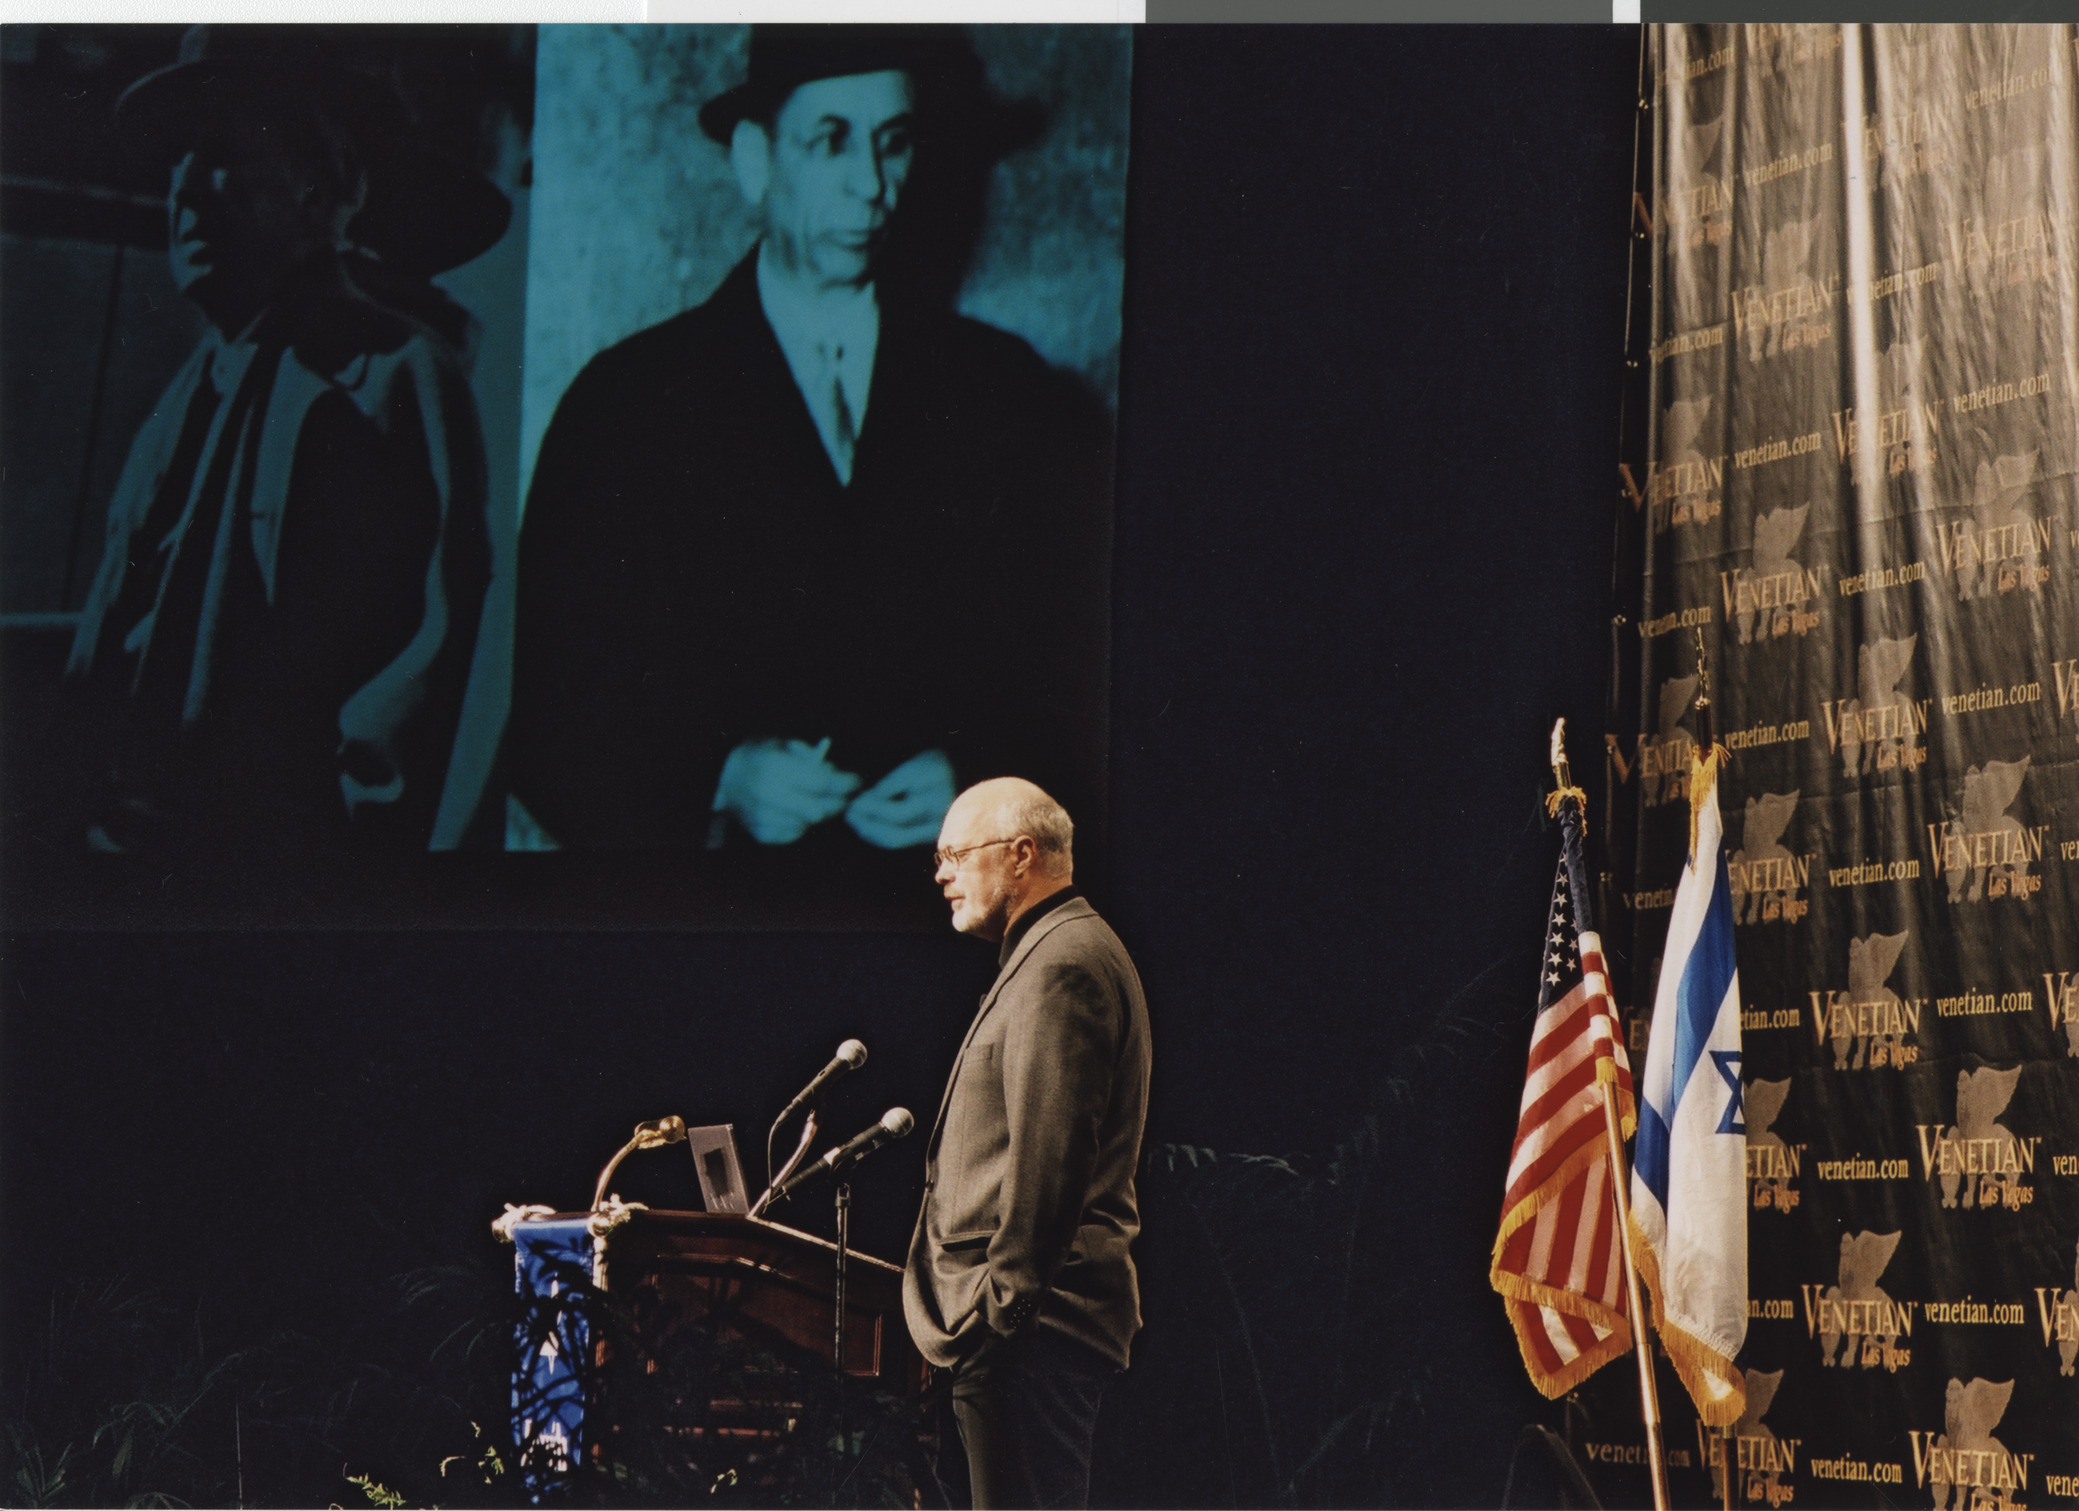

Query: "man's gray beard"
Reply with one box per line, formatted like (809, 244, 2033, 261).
(960, 877, 1015, 940)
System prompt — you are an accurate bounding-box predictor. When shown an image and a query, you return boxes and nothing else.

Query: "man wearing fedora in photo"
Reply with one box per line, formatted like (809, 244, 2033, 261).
(508, 27, 1111, 870)
(60, 27, 502, 863)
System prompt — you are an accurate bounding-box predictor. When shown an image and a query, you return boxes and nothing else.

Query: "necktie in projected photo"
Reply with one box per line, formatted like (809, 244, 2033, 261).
(1492, 788, 1638, 1397)
(829, 367, 857, 486)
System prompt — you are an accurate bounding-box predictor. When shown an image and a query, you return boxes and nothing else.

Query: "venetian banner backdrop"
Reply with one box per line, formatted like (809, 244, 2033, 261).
(1601, 23, 2079, 1511)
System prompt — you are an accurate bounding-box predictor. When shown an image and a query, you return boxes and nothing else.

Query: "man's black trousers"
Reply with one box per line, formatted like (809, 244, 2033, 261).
(943, 1326, 1114, 1509)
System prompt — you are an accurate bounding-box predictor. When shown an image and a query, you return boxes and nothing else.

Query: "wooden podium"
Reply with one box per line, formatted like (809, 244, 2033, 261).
(503, 1207, 927, 1482)
(598, 1209, 927, 1403)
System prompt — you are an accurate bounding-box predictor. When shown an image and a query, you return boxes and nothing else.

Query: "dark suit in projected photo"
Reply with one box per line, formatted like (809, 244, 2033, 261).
(906, 779, 1150, 1510)
(58, 28, 501, 862)
(509, 27, 1111, 868)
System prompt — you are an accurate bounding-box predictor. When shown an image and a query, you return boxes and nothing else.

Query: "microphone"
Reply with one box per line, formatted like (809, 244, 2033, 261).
(774, 1108, 914, 1200)
(776, 1039, 868, 1123)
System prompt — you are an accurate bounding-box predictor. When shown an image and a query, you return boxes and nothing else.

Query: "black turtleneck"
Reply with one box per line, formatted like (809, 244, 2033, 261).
(998, 884, 1079, 967)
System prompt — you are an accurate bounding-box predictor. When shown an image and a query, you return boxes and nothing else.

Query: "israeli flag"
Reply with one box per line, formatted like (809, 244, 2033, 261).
(1629, 765, 1747, 1426)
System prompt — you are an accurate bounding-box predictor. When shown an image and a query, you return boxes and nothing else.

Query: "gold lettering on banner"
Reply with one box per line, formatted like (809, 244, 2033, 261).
(1639, 605, 1713, 639)
(1651, 324, 1727, 365)
(1947, 211, 2060, 291)
(1640, 675, 1698, 808)
(1928, 759, 2040, 902)
(1744, 140, 1834, 191)
(1824, 857, 1919, 888)
(1918, 1065, 2039, 1212)
(2053, 660, 2079, 734)
(1838, 560, 1928, 597)
(1922, 1299, 2031, 1326)
(1938, 517, 2053, 595)
(1821, 700, 1929, 748)
(1724, 502, 1821, 644)
(1927, 824, 2048, 882)
(1810, 932, 1918, 1071)
(1863, 107, 1951, 182)
(1812, 1154, 1912, 1181)
(1828, 403, 1939, 476)
(1731, 432, 1825, 471)
(2045, 972, 2079, 1045)
(1725, 718, 1811, 752)
(1908, 1378, 2030, 1506)
(1818, 690, 1929, 776)
(1722, 567, 1824, 618)
(1739, 858, 1813, 893)
(1915, 1129, 2039, 1181)
(1584, 1442, 1697, 1470)
(1638, 733, 1695, 781)
(1697, 1405, 1801, 1508)
(1746, 1080, 1800, 1210)
(1965, 67, 2052, 111)
(1748, 1141, 1806, 1202)
(1949, 451, 2047, 599)
(1735, 277, 1839, 362)
(1859, 259, 1947, 307)
(1951, 372, 2051, 416)
(1801, 1292, 1917, 1348)
(1728, 792, 1810, 925)
(1908, 1438, 2033, 1504)
(1728, 854, 1813, 921)
(1808, 1456, 1906, 1486)
(1665, 45, 1732, 84)
(1664, 174, 1733, 251)
(2032, 1278, 2079, 1376)
(1812, 995, 1922, 1047)
(1647, 455, 1723, 505)
(1941, 681, 2043, 718)
(1803, 1231, 1911, 1372)
(1933, 990, 2034, 1019)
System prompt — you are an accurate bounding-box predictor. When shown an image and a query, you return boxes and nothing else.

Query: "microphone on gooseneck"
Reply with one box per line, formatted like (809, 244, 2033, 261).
(774, 1108, 915, 1200)
(777, 1039, 868, 1123)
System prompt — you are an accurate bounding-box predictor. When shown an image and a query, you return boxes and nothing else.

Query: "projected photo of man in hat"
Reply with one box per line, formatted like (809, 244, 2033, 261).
(508, 26, 1112, 867)
(62, 27, 502, 862)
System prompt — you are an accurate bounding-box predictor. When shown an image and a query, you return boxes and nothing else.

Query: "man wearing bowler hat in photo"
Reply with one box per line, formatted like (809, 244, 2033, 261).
(508, 27, 1112, 870)
(61, 26, 502, 863)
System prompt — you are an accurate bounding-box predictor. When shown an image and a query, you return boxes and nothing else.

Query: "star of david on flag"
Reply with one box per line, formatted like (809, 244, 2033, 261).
(1627, 743, 1748, 1426)
(1491, 785, 1638, 1397)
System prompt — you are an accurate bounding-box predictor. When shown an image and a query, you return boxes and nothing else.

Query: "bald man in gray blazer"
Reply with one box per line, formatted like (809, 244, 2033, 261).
(905, 779, 1151, 1509)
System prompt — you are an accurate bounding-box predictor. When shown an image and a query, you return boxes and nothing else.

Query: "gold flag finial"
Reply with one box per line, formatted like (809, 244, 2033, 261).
(1687, 627, 1730, 859)
(1547, 717, 1588, 819)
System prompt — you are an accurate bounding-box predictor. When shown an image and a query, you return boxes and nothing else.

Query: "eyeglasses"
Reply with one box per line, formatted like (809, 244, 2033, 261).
(932, 838, 1018, 869)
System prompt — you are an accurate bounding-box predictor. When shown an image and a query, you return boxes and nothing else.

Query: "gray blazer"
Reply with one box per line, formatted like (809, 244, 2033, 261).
(903, 895, 1152, 1370)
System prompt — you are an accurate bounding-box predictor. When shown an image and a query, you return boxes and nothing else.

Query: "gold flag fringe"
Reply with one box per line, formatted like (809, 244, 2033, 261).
(1545, 784, 1589, 820)
(1490, 1263, 1635, 1399)
(1490, 1095, 1643, 1399)
(1625, 1208, 1748, 1428)
(1595, 1055, 1638, 1139)
(1687, 743, 1731, 860)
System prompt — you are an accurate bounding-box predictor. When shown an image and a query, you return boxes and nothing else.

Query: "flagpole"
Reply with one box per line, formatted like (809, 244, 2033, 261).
(1552, 721, 1670, 1511)
(1598, 1076, 1671, 1511)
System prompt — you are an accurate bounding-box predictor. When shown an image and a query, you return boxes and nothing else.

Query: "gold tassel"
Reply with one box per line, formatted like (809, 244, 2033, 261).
(1545, 784, 1588, 820)
(1687, 743, 1731, 860)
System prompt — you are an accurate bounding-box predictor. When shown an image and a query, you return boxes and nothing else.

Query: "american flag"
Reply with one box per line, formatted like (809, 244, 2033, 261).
(1489, 788, 1638, 1397)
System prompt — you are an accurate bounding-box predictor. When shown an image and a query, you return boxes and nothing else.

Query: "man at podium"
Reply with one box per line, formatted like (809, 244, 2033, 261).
(904, 779, 1152, 1509)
